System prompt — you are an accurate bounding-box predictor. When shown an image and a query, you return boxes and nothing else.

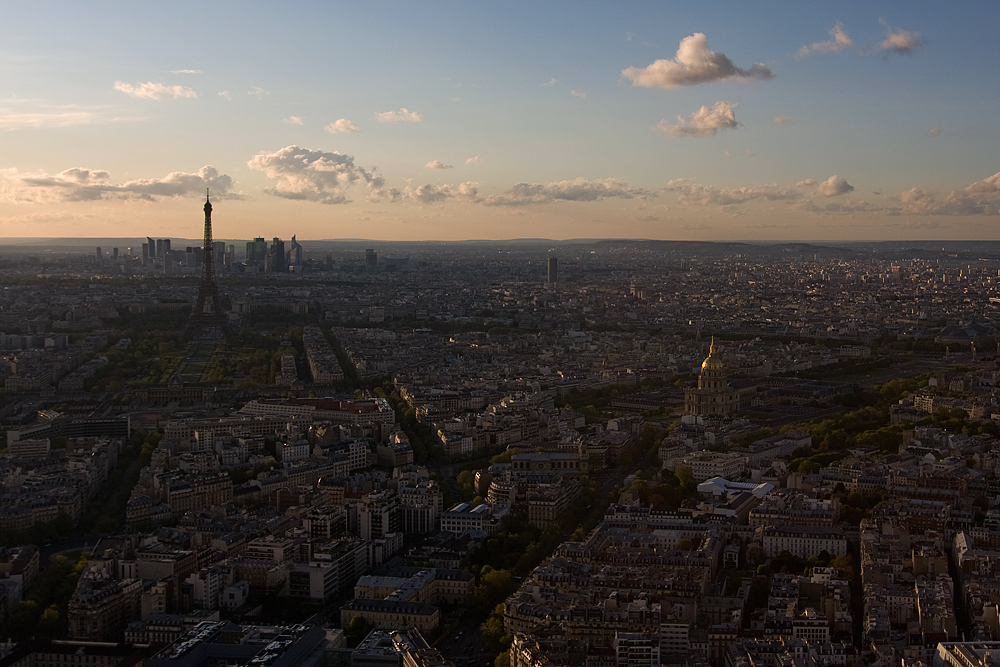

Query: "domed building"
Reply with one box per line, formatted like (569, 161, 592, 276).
(684, 339, 755, 416)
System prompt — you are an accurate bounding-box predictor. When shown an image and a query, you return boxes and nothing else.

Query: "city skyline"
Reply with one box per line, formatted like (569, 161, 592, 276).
(1, 1, 998, 241)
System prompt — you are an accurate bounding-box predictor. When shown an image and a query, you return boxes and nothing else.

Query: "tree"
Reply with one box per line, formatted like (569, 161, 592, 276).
(495, 651, 510, 667)
(480, 604, 512, 653)
(345, 615, 370, 647)
(38, 606, 60, 639)
(674, 466, 696, 495)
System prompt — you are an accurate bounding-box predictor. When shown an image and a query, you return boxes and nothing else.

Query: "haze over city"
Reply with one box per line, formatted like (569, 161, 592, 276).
(2, 1, 998, 241)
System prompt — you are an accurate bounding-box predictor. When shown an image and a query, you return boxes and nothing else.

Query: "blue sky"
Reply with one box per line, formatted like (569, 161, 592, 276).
(1, 1, 998, 241)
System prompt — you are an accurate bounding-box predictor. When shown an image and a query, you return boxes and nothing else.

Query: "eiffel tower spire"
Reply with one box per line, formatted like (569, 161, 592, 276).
(182, 191, 235, 343)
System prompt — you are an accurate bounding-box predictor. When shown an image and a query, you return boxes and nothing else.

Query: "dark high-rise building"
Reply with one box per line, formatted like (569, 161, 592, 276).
(288, 235, 303, 266)
(246, 237, 267, 265)
(269, 238, 286, 272)
(95, 247, 102, 260)
(366, 248, 377, 267)
(146, 236, 156, 258)
(547, 257, 558, 284)
(159, 239, 171, 256)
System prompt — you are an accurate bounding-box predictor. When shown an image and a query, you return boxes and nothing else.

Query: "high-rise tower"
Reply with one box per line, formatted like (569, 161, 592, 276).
(183, 192, 236, 343)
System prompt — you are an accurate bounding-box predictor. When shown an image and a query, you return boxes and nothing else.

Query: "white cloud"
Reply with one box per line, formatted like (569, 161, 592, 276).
(248, 86, 267, 97)
(816, 175, 855, 196)
(247, 145, 384, 204)
(0, 109, 98, 130)
(773, 114, 793, 125)
(541, 78, 558, 87)
(570, 90, 586, 99)
(796, 24, 853, 58)
(376, 108, 423, 123)
(466, 156, 482, 164)
(170, 69, 202, 74)
(113, 81, 197, 100)
(425, 160, 453, 169)
(218, 90, 231, 100)
(325, 118, 360, 134)
(927, 125, 941, 137)
(654, 101, 737, 138)
(285, 116, 304, 125)
(879, 21, 923, 55)
(622, 33, 774, 89)
(1, 165, 237, 203)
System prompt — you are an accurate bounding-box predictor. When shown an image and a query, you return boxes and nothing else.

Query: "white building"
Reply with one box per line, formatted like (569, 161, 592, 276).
(761, 526, 848, 559)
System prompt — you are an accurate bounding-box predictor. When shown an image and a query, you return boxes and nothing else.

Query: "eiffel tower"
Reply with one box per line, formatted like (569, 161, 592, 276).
(183, 191, 236, 343)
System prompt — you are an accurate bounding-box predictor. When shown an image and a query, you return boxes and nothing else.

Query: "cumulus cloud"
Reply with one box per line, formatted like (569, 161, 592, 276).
(466, 156, 481, 164)
(1, 165, 237, 203)
(326, 118, 360, 134)
(113, 81, 197, 100)
(285, 116, 304, 125)
(816, 175, 855, 196)
(927, 125, 941, 137)
(0, 109, 99, 130)
(773, 114, 793, 125)
(622, 33, 774, 89)
(170, 69, 202, 74)
(425, 160, 452, 169)
(541, 78, 557, 87)
(654, 101, 738, 138)
(796, 24, 853, 58)
(879, 21, 923, 54)
(376, 108, 423, 123)
(218, 91, 231, 100)
(248, 86, 267, 97)
(247, 145, 384, 205)
(570, 90, 587, 99)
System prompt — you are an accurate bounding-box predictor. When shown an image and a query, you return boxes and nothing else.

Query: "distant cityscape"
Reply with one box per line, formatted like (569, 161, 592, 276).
(1, 214, 1000, 667)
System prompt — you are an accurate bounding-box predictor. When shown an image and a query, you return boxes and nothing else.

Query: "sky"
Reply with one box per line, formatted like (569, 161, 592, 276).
(1, 1, 999, 242)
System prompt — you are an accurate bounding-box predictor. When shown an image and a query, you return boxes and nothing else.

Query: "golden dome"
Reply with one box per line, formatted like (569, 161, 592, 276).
(701, 338, 725, 371)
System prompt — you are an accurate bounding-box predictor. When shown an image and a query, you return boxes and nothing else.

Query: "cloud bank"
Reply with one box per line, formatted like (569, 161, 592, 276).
(1, 165, 236, 203)
(622, 33, 774, 89)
